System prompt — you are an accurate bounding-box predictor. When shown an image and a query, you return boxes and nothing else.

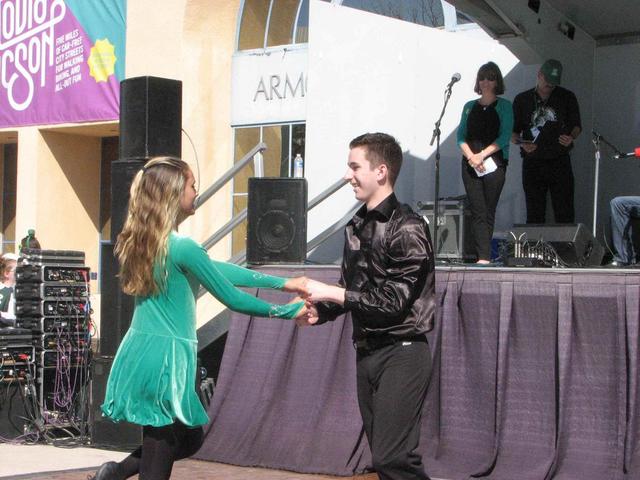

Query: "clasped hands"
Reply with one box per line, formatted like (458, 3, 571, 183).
(467, 152, 486, 173)
(283, 276, 345, 327)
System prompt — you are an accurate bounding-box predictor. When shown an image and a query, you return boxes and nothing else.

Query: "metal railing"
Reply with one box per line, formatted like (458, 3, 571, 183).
(194, 142, 265, 253)
(194, 142, 265, 211)
(306, 202, 359, 252)
(202, 209, 247, 251)
(307, 178, 347, 210)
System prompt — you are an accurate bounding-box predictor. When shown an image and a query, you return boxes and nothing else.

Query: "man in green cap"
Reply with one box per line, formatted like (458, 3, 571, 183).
(512, 58, 582, 224)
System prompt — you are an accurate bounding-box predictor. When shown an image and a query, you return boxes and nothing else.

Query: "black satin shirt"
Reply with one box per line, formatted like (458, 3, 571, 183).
(316, 193, 435, 340)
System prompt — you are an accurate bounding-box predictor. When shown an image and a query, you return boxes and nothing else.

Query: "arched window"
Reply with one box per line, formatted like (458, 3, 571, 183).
(237, 0, 324, 50)
(236, 1, 472, 50)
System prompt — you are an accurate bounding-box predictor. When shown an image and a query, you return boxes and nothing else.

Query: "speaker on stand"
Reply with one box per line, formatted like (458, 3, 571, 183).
(94, 77, 182, 446)
(100, 76, 183, 357)
(247, 178, 308, 265)
(111, 76, 182, 243)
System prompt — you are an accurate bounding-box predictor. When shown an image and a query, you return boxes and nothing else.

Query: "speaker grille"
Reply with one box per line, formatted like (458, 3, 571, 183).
(247, 178, 307, 264)
(257, 210, 297, 252)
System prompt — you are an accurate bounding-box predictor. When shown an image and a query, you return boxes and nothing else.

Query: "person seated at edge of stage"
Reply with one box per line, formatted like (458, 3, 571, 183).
(608, 196, 640, 267)
(0, 253, 18, 327)
(457, 61, 513, 264)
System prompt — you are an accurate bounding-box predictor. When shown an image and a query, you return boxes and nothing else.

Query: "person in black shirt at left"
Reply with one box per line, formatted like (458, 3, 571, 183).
(299, 132, 435, 480)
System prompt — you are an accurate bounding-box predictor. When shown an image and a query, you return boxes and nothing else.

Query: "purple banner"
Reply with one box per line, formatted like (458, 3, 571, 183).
(0, 0, 126, 127)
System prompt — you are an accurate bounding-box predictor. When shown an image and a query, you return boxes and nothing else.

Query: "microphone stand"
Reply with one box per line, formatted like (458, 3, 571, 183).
(429, 83, 455, 261)
(591, 131, 623, 237)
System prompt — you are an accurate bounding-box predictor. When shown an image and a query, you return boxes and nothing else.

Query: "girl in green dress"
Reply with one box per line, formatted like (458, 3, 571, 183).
(90, 157, 308, 480)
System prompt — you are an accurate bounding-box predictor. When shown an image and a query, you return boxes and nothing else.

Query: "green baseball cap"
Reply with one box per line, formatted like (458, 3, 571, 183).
(540, 59, 562, 86)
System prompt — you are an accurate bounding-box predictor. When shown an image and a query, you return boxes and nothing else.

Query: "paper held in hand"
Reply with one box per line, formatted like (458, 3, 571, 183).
(475, 156, 497, 177)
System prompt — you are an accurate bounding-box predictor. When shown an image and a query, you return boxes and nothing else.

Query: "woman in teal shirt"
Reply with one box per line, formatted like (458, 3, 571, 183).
(457, 61, 513, 263)
(91, 157, 308, 480)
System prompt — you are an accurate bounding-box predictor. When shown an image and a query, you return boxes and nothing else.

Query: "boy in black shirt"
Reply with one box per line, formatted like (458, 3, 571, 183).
(300, 133, 435, 480)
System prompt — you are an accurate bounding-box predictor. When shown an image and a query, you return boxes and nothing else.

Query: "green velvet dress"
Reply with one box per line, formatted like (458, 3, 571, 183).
(101, 232, 303, 427)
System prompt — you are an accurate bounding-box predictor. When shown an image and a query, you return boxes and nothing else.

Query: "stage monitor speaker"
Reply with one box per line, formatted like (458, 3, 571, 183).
(510, 223, 604, 267)
(99, 241, 135, 356)
(247, 178, 307, 265)
(119, 76, 182, 160)
(91, 356, 141, 449)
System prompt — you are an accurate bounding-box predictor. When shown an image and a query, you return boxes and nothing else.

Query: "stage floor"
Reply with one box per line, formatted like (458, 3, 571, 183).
(0, 444, 454, 479)
(0, 444, 381, 480)
(7, 462, 377, 480)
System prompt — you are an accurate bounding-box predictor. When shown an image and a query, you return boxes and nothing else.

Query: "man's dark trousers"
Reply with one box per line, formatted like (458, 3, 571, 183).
(356, 339, 431, 480)
(523, 154, 575, 223)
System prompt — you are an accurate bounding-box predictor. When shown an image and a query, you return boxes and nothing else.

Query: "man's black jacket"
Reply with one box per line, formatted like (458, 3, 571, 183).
(316, 193, 435, 340)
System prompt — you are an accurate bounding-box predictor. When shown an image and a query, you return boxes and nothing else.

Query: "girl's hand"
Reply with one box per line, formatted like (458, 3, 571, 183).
(283, 276, 308, 296)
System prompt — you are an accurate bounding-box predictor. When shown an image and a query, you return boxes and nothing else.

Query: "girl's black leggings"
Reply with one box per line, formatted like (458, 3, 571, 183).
(117, 421, 204, 479)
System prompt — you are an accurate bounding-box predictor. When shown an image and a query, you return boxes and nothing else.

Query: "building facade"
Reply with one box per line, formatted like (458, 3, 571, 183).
(5, 0, 616, 332)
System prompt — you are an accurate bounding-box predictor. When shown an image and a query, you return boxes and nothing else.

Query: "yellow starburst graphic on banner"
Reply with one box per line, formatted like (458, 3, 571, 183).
(88, 38, 117, 83)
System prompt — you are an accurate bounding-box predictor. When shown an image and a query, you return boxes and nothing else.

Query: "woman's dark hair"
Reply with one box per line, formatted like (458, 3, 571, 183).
(474, 61, 505, 95)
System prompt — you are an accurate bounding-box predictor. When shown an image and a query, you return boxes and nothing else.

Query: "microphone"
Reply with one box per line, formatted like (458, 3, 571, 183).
(614, 147, 640, 159)
(447, 73, 461, 89)
(430, 73, 461, 146)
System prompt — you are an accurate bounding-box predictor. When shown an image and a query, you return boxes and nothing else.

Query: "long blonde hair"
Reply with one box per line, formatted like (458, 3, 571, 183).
(115, 156, 190, 296)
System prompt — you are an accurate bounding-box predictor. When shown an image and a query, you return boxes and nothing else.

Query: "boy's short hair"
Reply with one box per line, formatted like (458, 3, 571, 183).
(349, 132, 403, 185)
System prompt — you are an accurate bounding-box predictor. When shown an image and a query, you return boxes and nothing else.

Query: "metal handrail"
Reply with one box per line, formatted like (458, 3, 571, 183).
(228, 250, 246, 265)
(193, 142, 266, 210)
(201, 209, 247, 251)
(307, 178, 348, 211)
(306, 203, 360, 252)
(192, 143, 265, 300)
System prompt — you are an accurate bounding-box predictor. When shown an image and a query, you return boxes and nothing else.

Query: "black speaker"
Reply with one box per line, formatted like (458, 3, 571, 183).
(0, 383, 28, 439)
(119, 76, 182, 160)
(247, 178, 307, 264)
(510, 223, 604, 267)
(99, 242, 134, 356)
(110, 159, 145, 243)
(91, 356, 141, 449)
